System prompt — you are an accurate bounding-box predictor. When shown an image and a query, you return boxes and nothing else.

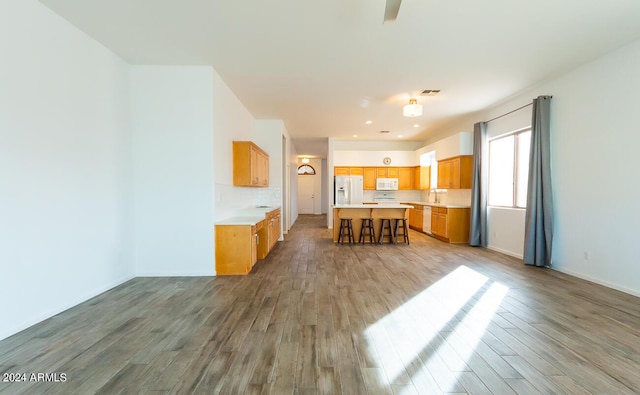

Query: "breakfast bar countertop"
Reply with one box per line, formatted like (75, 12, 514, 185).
(402, 201, 471, 209)
(332, 203, 414, 209)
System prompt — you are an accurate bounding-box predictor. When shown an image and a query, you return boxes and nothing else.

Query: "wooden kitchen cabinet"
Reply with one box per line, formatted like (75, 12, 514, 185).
(431, 206, 470, 243)
(398, 167, 414, 190)
(215, 222, 261, 275)
(334, 167, 364, 176)
(377, 167, 398, 178)
(363, 167, 377, 190)
(269, 208, 281, 251)
(233, 141, 269, 187)
(409, 205, 424, 231)
(259, 208, 281, 259)
(419, 166, 431, 190)
(437, 156, 473, 189)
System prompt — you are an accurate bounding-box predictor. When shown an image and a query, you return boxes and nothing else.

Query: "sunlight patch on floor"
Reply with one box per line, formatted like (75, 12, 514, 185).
(364, 265, 489, 387)
(424, 280, 509, 392)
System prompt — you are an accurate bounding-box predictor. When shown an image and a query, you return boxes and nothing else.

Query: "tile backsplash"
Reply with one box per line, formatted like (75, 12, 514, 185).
(214, 183, 281, 220)
(420, 188, 472, 205)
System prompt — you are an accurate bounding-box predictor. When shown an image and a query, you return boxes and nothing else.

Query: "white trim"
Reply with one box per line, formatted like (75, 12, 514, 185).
(135, 272, 216, 277)
(551, 267, 640, 298)
(487, 245, 523, 259)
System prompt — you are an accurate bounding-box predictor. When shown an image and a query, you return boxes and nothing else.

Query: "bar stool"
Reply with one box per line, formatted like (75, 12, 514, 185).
(359, 218, 375, 244)
(394, 218, 410, 245)
(378, 218, 396, 244)
(338, 218, 355, 244)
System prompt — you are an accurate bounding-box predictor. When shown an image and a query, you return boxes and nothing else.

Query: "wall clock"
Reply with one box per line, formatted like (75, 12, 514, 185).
(383, 157, 392, 165)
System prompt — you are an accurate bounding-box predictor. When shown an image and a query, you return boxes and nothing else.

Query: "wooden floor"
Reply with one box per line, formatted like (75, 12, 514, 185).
(2, 215, 640, 394)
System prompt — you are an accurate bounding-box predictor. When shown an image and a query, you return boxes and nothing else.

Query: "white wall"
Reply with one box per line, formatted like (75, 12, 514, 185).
(255, 120, 289, 239)
(454, 38, 640, 296)
(212, 70, 256, 219)
(0, 1, 133, 340)
(289, 144, 299, 228)
(130, 66, 214, 276)
(333, 150, 418, 167)
(321, 159, 328, 214)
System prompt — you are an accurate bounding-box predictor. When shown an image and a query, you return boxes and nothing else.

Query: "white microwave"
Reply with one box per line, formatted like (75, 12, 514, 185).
(376, 178, 399, 190)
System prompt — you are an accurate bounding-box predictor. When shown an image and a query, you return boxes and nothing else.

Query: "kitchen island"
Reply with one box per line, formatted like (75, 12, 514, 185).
(332, 204, 413, 243)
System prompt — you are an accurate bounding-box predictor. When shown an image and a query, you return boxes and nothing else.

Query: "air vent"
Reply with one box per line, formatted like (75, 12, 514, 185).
(421, 89, 441, 96)
(380, 130, 390, 134)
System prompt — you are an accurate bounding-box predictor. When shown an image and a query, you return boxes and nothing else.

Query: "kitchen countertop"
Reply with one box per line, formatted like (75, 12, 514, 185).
(215, 206, 281, 225)
(333, 203, 414, 209)
(402, 201, 471, 209)
(215, 216, 265, 226)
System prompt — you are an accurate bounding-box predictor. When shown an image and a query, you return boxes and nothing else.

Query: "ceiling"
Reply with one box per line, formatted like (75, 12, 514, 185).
(40, 0, 640, 158)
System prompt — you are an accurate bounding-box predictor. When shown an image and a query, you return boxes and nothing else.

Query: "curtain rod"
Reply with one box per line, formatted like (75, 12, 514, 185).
(486, 95, 553, 124)
(486, 103, 532, 123)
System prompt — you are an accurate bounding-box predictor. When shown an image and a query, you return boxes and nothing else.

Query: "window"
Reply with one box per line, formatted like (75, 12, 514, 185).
(297, 164, 316, 175)
(488, 128, 531, 208)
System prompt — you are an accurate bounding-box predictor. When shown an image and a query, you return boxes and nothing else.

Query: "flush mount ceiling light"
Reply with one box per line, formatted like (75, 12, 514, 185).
(301, 157, 310, 164)
(403, 98, 422, 117)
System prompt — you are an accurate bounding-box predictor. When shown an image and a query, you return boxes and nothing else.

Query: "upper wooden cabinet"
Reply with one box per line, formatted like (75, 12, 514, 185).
(376, 167, 398, 178)
(398, 167, 414, 190)
(233, 141, 269, 187)
(417, 166, 431, 190)
(334, 167, 364, 176)
(437, 155, 473, 189)
(363, 167, 377, 190)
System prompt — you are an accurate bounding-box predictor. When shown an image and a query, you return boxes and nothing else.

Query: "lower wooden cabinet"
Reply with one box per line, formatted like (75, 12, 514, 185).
(431, 207, 470, 243)
(216, 207, 281, 275)
(258, 208, 281, 260)
(409, 206, 424, 231)
(215, 222, 261, 275)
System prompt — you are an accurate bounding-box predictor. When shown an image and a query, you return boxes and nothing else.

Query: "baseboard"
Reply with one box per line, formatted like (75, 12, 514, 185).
(0, 274, 135, 342)
(551, 266, 640, 298)
(487, 245, 524, 259)
(135, 271, 215, 277)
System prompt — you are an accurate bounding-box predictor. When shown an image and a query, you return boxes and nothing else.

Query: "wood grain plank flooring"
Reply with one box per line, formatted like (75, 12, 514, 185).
(1, 214, 640, 394)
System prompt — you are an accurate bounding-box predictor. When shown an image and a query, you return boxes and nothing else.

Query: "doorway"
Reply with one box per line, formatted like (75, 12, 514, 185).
(298, 176, 315, 214)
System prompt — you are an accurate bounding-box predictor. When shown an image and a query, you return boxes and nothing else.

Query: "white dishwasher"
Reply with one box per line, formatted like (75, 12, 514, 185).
(423, 206, 433, 235)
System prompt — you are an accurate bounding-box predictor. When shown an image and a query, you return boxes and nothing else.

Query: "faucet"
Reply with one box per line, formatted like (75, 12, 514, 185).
(430, 189, 439, 204)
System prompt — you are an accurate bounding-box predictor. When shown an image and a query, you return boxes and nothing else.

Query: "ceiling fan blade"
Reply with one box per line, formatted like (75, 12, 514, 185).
(384, 0, 402, 23)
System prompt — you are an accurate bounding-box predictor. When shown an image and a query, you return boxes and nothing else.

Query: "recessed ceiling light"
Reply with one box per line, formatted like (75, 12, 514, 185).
(365, 120, 372, 124)
(353, 134, 358, 138)
(413, 124, 420, 128)
(398, 135, 404, 138)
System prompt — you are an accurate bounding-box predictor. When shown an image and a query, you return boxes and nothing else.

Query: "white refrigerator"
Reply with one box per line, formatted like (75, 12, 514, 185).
(335, 176, 364, 205)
